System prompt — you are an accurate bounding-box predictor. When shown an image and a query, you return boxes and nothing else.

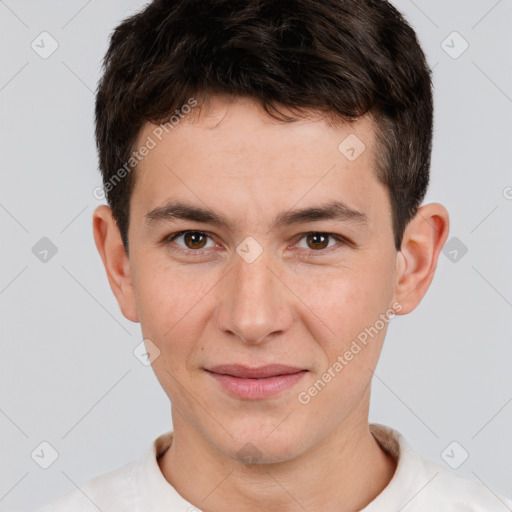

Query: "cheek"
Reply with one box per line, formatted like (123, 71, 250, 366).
(132, 253, 210, 333)
(297, 270, 393, 416)
(298, 261, 394, 347)
(131, 261, 201, 395)
(130, 255, 222, 381)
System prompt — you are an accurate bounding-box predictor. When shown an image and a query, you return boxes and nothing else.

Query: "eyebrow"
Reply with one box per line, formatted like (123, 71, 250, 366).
(145, 200, 368, 231)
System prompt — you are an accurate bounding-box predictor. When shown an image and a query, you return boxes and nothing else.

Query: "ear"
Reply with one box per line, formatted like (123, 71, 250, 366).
(92, 205, 139, 322)
(393, 203, 450, 315)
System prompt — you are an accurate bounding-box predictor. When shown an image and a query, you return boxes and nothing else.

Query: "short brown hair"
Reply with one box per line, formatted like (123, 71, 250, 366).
(95, 0, 433, 250)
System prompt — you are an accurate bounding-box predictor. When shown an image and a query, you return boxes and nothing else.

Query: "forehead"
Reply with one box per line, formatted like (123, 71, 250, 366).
(131, 95, 388, 227)
(141, 95, 375, 157)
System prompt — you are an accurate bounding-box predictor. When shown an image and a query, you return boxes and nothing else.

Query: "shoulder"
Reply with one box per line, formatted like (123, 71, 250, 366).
(413, 459, 512, 511)
(32, 430, 186, 512)
(368, 423, 512, 511)
(33, 459, 139, 512)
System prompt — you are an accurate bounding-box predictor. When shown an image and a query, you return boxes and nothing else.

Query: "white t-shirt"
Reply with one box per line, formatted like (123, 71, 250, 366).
(35, 423, 512, 511)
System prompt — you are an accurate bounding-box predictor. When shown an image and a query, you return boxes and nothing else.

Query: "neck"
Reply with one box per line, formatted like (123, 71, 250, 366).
(159, 404, 396, 512)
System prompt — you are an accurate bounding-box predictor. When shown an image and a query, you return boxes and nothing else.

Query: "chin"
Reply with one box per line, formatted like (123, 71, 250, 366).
(217, 425, 306, 465)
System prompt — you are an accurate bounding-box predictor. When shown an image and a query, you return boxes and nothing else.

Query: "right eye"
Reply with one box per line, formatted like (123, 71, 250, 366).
(163, 230, 217, 253)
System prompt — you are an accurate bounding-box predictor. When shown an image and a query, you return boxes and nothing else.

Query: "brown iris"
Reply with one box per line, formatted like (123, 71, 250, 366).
(183, 232, 208, 249)
(306, 233, 329, 250)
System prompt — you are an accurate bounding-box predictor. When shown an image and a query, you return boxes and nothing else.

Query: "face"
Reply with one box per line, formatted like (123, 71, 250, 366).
(116, 95, 403, 462)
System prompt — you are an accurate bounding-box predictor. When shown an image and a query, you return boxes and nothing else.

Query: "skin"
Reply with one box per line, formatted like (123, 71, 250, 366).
(93, 94, 449, 512)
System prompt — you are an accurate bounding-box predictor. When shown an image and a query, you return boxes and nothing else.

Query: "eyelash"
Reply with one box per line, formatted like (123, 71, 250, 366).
(162, 230, 349, 256)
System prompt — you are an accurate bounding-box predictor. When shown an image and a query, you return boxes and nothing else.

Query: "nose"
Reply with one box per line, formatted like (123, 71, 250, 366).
(214, 245, 294, 345)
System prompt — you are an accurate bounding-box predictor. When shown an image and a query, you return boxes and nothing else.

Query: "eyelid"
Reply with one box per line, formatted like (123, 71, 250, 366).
(163, 230, 217, 251)
(163, 230, 350, 254)
(290, 232, 350, 253)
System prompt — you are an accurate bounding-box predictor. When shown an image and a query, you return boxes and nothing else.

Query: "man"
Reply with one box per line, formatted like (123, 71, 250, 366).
(36, 0, 512, 510)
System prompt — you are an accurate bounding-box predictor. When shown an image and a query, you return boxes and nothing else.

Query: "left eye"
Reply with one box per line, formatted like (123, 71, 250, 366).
(295, 232, 343, 251)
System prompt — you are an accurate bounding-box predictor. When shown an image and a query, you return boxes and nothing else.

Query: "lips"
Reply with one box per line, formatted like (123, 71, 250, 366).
(206, 364, 305, 379)
(205, 364, 308, 399)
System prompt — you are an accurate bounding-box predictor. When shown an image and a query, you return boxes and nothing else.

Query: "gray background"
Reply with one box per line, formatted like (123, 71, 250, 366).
(1, 1, 511, 510)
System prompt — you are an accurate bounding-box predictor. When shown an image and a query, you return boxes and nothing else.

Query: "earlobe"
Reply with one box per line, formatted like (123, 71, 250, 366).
(393, 203, 450, 315)
(92, 205, 139, 323)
